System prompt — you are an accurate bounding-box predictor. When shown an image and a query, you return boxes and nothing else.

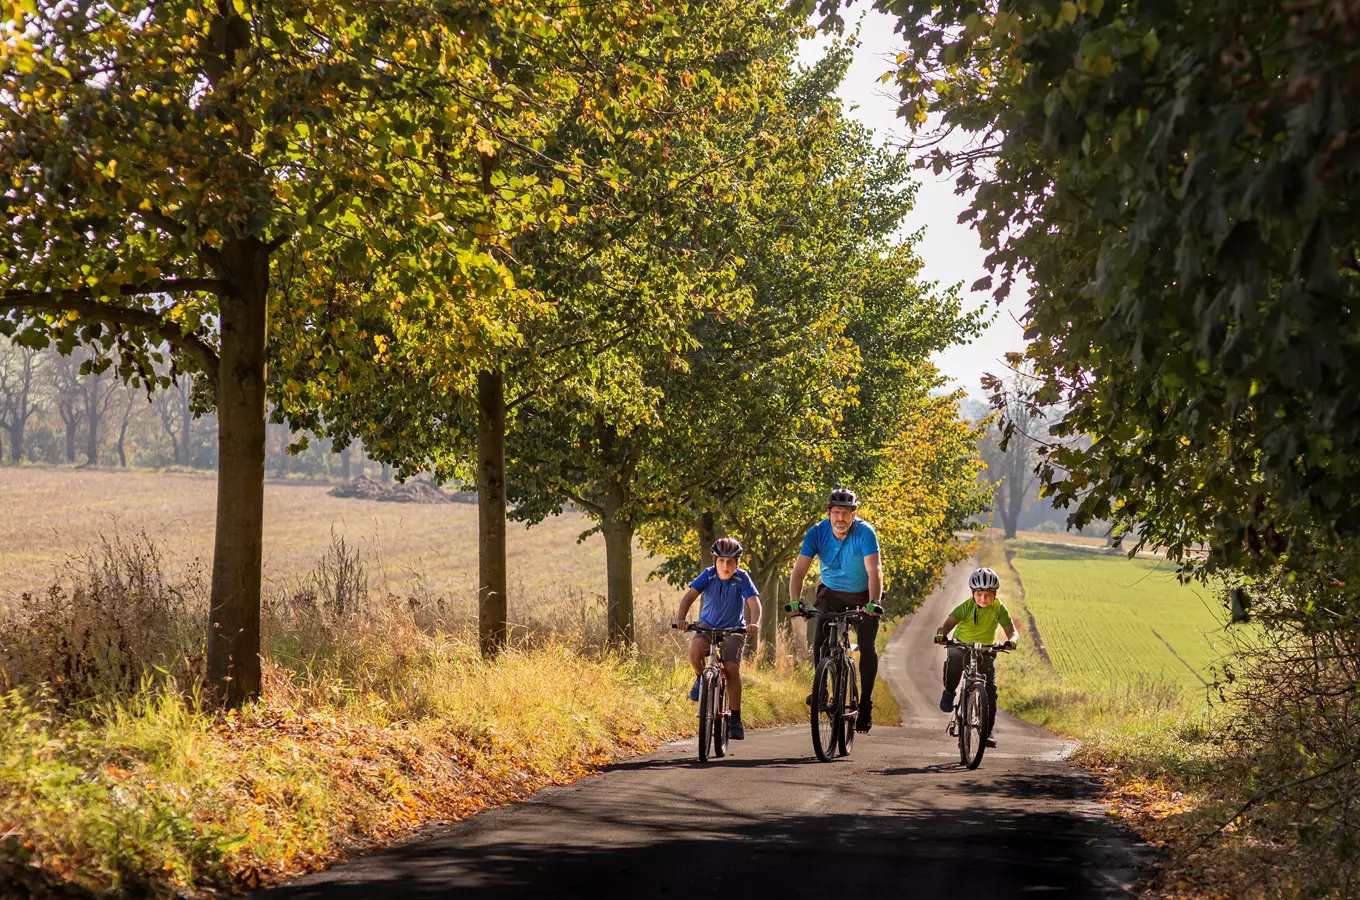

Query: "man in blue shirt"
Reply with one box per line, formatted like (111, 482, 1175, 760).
(675, 537, 761, 739)
(788, 487, 884, 732)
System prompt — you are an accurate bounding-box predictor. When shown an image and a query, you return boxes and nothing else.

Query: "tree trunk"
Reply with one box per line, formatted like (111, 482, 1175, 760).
(63, 419, 77, 463)
(698, 510, 715, 570)
(178, 388, 192, 466)
(340, 447, 350, 481)
(601, 482, 635, 647)
(85, 375, 101, 466)
(380, 462, 391, 483)
(9, 419, 22, 463)
(207, 240, 268, 708)
(995, 481, 1018, 539)
(758, 568, 780, 665)
(117, 415, 130, 467)
(477, 369, 508, 657)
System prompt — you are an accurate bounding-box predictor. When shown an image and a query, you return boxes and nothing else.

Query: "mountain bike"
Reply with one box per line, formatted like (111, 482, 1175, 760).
(673, 622, 746, 763)
(941, 639, 1011, 770)
(787, 602, 865, 761)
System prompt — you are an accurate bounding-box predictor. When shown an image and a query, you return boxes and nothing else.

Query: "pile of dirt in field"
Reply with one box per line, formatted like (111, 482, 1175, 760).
(329, 477, 471, 504)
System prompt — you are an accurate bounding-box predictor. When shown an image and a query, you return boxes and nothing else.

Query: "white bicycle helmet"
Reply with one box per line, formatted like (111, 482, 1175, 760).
(969, 567, 1000, 592)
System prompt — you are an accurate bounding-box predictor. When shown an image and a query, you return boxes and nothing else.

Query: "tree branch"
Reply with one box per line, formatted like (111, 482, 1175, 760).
(0, 281, 223, 381)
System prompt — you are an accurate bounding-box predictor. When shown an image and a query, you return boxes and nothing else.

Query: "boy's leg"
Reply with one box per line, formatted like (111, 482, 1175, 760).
(981, 654, 998, 736)
(722, 634, 747, 738)
(943, 647, 965, 691)
(689, 636, 708, 675)
(940, 647, 965, 711)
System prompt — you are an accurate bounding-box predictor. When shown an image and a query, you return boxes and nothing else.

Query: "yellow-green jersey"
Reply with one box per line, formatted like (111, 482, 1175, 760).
(949, 598, 1014, 643)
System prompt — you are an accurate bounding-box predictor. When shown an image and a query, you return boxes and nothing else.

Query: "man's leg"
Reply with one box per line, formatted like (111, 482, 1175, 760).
(855, 613, 879, 702)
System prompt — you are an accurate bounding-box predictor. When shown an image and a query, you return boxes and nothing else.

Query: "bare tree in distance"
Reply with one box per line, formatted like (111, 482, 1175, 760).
(978, 371, 1048, 539)
(48, 353, 85, 464)
(80, 366, 122, 466)
(0, 340, 42, 464)
(154, 373, 196, 467)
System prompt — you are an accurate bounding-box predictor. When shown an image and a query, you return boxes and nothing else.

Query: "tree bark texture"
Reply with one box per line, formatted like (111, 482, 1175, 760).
(477, 369, 509, 657)
(758, 569, 780, 664)
(207, 239, 268, 708)
(602, 482, 635, 647)
(698, 510, 715, 570)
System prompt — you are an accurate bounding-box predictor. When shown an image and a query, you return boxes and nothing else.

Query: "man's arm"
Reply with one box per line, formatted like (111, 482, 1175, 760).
(864, 552, 883, 611)
(745, 594, 761, 635)
(676, 588, 700, 629)
(934, 614, 959, 642)
(788, 554, 814, 608)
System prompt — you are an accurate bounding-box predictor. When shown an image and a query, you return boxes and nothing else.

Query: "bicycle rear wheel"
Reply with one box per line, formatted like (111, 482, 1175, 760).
(811, 658, 838, 761)
(698, 669, 717, 763)
(713, 678, 729, 758)
(962, 682, 988, 769)
(838, 657, 859, 757)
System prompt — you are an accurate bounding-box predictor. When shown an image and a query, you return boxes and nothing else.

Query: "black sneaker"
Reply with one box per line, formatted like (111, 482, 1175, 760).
(984, 736, 997, 748)
(939, 690, 955, 713)
(855, 699, 873, 733)
(805, 693, 814, 707)
(730, 713, 745, 740)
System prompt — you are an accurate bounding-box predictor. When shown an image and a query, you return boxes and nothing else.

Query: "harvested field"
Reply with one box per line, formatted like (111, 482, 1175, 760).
(0, 467, 679, 621)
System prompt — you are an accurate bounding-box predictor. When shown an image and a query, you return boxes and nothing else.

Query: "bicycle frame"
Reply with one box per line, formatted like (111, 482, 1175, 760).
(676, 623, 745, 762)
(791, 605, 864, 761)
(943, 639, 1007, 769)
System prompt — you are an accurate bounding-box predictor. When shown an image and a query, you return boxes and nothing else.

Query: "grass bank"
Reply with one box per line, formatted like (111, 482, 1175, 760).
(0, 536, 809, 898)
(980, 537, 1295, 898)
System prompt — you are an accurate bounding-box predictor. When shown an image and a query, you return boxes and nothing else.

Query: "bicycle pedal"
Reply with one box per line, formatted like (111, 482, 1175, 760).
(946, 721, 957, 736)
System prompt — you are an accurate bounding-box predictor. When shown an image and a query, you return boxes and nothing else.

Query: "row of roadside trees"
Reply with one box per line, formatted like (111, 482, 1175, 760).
(2, 1, 986, 706)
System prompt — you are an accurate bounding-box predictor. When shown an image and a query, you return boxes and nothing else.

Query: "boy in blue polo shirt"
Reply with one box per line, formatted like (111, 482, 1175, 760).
(675, 537, 761, 739)
(788, 487, 884, 731)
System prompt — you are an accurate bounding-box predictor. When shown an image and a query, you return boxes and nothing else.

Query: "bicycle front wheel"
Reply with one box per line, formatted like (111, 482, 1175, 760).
(839, 657, 859, 757)
(811, 658, 839, 762)
(698, 669, 717, 763)
(962, 681, 988, 770)
(713, 678, 729, 758)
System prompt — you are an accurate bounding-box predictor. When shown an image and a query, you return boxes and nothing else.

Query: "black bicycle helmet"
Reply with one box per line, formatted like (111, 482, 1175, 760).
(711, 537, 743, 559)
(969, 567, 1000, 592)
(828, 487, 858, 509)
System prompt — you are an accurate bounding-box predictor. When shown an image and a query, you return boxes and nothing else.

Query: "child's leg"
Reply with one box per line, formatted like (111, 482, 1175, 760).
(943, 647, 965, 691)
(981, 654, 998, 735)
(722, 633, 744, 710)
(723, 659, 741, 711)
(689, 636, 709, 675)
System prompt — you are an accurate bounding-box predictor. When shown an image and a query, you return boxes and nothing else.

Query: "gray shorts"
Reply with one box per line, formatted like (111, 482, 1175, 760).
(691, 631, 746, 662)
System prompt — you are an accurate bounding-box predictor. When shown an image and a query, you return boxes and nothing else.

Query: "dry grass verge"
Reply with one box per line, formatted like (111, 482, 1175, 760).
(0, 534, 809, 898)
(980, 536, 1347, 899)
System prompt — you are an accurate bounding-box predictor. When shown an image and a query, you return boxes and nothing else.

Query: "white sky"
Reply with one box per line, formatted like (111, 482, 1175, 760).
(798, 12, 1029, 401)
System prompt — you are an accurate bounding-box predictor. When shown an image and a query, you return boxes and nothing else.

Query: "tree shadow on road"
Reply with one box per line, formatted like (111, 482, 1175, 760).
(258, 803, 1158, 900)
(605, 755, 817, 773)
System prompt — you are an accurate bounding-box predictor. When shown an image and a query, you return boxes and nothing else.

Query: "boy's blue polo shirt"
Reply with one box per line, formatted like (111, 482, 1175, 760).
(690, 566, 759, 628)
(799, 518, 880, 593)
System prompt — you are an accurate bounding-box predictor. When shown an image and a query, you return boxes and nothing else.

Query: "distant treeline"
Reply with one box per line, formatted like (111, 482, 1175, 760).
(0, 340, 377, 479)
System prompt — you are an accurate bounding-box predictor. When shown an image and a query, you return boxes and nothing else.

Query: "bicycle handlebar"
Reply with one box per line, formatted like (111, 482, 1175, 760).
(672, 623, 748, 637)
(941, 638, 1012, 652)
(782, 602, 870, 620)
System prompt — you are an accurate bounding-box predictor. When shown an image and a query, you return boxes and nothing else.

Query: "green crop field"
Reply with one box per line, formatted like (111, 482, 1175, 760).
(1009, 543, 1244, 701)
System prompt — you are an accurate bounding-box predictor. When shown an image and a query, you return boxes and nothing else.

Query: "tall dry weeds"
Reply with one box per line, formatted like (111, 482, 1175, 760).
(0, 532, 204, 705)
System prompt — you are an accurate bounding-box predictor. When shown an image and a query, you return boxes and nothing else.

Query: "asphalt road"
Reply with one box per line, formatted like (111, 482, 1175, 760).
(261, 562, 1154, 899)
